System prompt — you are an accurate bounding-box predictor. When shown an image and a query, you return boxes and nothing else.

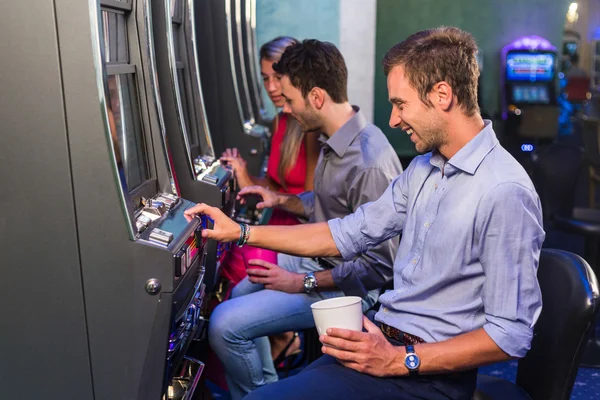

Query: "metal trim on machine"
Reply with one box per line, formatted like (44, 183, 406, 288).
(224, 0, 247, 129)
(142, 0, 179, 195)
(185, 0, 216, 160)
(164, 0, 196, 179)
(233, 0, 256, 126)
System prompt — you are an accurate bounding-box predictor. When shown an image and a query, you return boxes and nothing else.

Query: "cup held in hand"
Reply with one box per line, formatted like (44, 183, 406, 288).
(310, 296, 363, 336)
(241, 248, 277, 271)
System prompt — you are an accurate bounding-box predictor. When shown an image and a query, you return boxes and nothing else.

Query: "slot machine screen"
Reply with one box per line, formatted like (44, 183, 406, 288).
(506, 52, 554, 82)
(563, 41, 578, 56)
(512, 85, 550, 104)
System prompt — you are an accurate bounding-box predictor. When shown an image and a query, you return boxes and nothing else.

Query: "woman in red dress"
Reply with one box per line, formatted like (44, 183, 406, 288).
(220, 36, 320, 362)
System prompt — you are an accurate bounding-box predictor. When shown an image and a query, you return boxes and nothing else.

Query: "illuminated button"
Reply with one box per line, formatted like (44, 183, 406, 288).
(411, 259, 417, 265)
(424, 222, 430, 228)
(383, 307, 389, 313)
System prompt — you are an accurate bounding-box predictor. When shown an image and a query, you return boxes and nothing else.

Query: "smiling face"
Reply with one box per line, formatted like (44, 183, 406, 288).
(280, 75, 322, 132)
(387, 65, 447, 154)
(261, 58, 285, 107)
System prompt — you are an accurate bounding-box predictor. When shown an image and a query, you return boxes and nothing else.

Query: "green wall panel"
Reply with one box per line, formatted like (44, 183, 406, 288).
(374, 0, 570, 157)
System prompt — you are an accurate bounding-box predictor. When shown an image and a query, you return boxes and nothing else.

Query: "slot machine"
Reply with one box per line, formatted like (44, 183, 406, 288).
(195, 0, 270, 177)
(1, 1, 210, 399)
(501, 36, 559, 153)
(151, 0, 237, 292)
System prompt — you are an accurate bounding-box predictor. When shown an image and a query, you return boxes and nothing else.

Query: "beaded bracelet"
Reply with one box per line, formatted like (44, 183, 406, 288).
(241, 224, 250, 247)
(244, 224, 251, 246)
(237, 223, 246, 246)
(237, 223, 250, 247)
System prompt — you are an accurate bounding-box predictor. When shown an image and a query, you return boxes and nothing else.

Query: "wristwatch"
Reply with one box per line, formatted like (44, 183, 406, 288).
(404, 344, 420, 376)
(303, 272, 317, 293)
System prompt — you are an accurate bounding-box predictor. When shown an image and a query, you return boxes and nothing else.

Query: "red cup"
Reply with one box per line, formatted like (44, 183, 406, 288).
(242, 247, 278, 271)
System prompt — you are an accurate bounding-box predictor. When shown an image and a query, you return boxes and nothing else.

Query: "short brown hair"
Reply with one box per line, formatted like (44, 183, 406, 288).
(383, 27, 480, 116)
(273, 39, 348, 103)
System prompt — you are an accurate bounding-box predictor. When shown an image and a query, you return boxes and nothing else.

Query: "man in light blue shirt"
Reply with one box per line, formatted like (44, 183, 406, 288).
(186, 27, 545, 400)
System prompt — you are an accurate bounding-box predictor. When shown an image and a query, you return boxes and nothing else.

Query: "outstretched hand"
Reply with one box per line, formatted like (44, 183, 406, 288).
(184, 203, 241, 242)
(237, 186, 281, 210)
(320, 316, 406, 377)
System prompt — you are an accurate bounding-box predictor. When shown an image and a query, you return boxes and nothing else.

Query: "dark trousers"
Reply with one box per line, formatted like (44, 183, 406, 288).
(243, 345, 477, 400)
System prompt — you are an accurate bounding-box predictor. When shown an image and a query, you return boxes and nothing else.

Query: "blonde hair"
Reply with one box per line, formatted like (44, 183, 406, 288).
(260, 36, 304, 191)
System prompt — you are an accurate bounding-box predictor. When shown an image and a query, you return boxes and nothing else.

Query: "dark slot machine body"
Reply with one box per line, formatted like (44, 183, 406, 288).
(1, 1, 214, 399)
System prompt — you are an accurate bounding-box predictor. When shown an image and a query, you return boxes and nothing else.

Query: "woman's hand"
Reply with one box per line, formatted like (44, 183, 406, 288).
(222, 148, 240, 158)
(221, 148, 252, 188)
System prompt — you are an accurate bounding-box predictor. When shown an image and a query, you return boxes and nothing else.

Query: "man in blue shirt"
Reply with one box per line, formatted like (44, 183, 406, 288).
(186, 27, 545, 400)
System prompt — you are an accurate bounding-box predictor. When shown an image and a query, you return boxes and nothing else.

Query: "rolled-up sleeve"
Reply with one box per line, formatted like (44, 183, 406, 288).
(328, 169, 408, 297)
(477, 183, 545, 357)
(297, 191, 315, 219)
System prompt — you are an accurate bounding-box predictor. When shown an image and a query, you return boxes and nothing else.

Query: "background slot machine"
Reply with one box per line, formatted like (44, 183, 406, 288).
(501, 36, 559, 159)
(194, 0, 270, 177)
(151, 0, 237, 293)
(1, 1, 211, 399)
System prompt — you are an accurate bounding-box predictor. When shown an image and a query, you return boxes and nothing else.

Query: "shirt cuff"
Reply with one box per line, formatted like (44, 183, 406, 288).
(327, 218, 357, 260)
(296, 191, 314, 218)
(483, 319, 534, 358)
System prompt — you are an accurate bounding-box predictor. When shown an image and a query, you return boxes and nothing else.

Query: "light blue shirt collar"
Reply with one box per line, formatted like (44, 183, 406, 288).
(430, 120, 498, 176)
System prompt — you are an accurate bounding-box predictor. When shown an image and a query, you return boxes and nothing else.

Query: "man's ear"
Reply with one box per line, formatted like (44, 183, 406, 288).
(432, 81, 453, 111)
(309, 87, 326, 110)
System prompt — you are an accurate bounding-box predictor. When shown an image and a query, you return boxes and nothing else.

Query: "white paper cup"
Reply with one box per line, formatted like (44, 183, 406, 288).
(310, 296, 363, 336)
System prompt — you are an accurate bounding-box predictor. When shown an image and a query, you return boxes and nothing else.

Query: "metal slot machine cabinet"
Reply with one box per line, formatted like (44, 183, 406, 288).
(151, 0, 237, 293)
(194, 0, 269, 177)
(1, 1, 211, 399)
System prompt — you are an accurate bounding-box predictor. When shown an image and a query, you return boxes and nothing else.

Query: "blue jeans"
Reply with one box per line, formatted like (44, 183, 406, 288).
(208, 254, 379, 400)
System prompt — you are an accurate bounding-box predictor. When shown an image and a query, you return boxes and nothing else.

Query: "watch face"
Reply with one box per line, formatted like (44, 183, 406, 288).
(304, 273, 317, 292)
(405, 354, 420, 370)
